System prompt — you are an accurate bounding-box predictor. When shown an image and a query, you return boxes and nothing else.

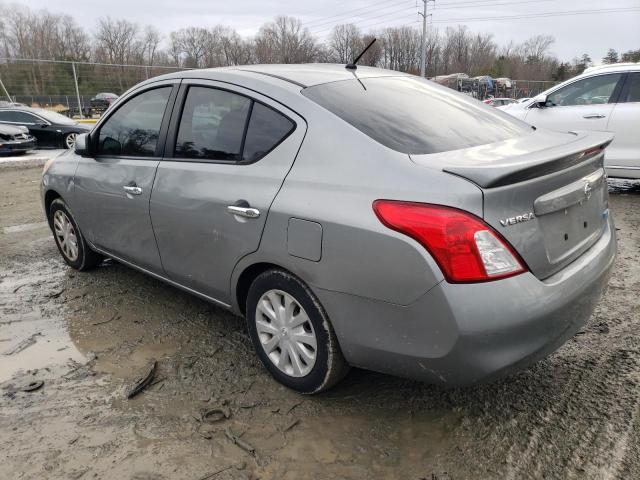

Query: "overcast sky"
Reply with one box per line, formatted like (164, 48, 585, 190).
(18, 0, 640, 63)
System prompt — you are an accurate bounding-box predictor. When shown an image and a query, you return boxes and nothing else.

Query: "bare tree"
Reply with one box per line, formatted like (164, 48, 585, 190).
(521, 35, 554, 63)
(141, 26, 162, 65)
(329, 24, 363, 64)
(254, 16, 317, 64)
(219, 28, 253, 66)
(169, 27, 209, 68)
(359, 33, 382, 67)
(380, 26, 421, 73)
(94, 17, 140, 64)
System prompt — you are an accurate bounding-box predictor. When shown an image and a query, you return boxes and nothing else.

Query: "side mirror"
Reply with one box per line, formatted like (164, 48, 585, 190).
(531, 93, 548, 108)
(74, 133, 91, 157)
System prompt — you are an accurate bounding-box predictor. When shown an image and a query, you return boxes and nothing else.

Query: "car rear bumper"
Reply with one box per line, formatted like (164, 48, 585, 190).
(315, 216, 616, 386)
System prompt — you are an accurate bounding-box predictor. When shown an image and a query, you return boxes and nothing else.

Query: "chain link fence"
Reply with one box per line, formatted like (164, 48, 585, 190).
(0, 58, 187, 117)
(0, 58, 558, 118)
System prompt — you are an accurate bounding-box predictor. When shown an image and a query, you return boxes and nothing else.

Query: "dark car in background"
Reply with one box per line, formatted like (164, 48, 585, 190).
(0, 107, 90, 149)
(90, 92, 119, 113)
(0, 123, 36, 155)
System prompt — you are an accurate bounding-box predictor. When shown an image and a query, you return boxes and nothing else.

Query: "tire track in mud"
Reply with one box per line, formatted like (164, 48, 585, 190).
(496, 194, 640, 480)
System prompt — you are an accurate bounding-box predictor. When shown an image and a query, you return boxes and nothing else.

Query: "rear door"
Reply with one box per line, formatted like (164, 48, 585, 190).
(524, 73, 624, 134)
(150, 80, 306, 303)
(73, 81, 177, 273)
(605, 71, 640, 176)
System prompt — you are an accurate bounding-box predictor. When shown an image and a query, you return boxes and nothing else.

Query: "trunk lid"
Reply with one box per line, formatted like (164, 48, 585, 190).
(410, 130, 613, 279)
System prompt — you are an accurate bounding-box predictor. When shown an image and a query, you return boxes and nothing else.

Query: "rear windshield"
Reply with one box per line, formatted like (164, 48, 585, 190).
(302, 76, 532, 155)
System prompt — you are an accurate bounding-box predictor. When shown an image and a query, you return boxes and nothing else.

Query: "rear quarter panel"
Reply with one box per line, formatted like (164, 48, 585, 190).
(233, 101, 484, 308)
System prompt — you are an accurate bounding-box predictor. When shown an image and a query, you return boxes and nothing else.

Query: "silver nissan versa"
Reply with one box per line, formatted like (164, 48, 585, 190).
(41, 64, 616, 393)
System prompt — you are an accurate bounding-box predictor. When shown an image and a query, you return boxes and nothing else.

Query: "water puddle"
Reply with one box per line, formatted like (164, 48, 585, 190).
(0, 260, 85, 383)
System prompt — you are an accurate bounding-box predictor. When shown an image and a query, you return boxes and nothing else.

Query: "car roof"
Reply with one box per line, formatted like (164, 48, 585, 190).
(237, 64, 411, 87)
(161, 64, 410, 89)
(582, 62, 640, 75)
(0, 106, 48, 116)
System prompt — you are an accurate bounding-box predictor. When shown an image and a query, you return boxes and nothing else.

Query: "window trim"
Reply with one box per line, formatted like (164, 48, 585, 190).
(165, 82, 296, 165)
(531, 72, 626, 109)
(92, 82, 178, 160)
(618, 71, 640, 104)
(0, 109, 49, 126)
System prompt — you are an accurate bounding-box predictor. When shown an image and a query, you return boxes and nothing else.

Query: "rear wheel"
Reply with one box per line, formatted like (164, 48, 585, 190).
(63, 132, 77, 149)
(246, 269, 349, 394)
(49, 198, 102, 270)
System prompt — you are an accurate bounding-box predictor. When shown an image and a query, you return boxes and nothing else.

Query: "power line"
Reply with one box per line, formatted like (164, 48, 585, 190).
(305, 0, 594, 38)
(304, 0, 561, 30)
(308, 6, 417, 34)
(428, 6, 640, 24)
(433, 0, 557, 11)
(302, 0, 410, 27)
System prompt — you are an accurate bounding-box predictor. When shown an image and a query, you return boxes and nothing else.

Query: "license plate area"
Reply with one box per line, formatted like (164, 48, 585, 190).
(539, 195, 606, 263)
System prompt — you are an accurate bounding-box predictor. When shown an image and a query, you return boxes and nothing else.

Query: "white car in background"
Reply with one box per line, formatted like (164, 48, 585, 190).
(498, 63, 640, 179)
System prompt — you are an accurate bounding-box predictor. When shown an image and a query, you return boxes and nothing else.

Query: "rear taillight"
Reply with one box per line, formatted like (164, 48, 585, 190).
(372, 200, 526, 283)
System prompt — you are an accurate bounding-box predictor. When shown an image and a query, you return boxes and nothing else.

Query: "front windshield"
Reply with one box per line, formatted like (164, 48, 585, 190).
(36, 109, 76, 125)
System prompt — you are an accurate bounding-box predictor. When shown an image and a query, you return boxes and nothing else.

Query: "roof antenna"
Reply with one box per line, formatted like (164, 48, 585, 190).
(346, 38, 377, 70)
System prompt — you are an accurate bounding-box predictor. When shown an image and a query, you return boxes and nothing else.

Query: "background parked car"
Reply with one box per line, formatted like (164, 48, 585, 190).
(0, 100, 27, 107)
(483, 97, 517, 107)
(498, 62, 640, 179)
(0, 123, 36, 155)
(0, 107, 90, 149)
(89, 92, 119, 113)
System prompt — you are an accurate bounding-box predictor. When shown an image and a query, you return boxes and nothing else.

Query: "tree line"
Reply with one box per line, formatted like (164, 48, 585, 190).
(0, 3, 638, 97)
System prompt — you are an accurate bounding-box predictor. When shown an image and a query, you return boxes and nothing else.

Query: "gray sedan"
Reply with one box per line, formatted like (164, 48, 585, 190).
(41, 64, 616, 393)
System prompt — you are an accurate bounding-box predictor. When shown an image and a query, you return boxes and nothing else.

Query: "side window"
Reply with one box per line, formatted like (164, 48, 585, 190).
(242, 103, 294, 162)
(0, 111, 39, 123)
(547, 74, 622, 107)
(98, 87, 171, 157)
(175, 87, 251, 161)
(620, 73, 640, 103)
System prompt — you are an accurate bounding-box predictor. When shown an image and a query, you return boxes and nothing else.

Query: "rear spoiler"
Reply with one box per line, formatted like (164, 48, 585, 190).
(438, 131, 613, 188)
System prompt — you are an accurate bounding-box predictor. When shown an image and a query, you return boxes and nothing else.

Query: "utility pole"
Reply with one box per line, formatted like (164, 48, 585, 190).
(419, 0, 434, 78)
(71, 62, 84, 119)
(0, 75, 11, 102)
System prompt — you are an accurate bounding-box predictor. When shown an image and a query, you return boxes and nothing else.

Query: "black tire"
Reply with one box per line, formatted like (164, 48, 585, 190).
(246, 269, 349, 394)
(49, 198, 102, 270)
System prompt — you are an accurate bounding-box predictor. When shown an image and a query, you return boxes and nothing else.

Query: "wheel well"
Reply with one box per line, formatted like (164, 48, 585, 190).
(236, 262, 284, 316)
(44, 190, 61, 224)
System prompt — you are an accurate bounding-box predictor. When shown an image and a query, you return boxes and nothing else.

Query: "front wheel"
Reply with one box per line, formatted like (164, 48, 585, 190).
(63, 132, 77, 149)
(246, 269, 349, 394)
(49, 198, 102, 270)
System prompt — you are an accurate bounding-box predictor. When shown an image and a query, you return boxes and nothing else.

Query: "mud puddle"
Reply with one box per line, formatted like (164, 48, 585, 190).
(0, 259, 85, 382)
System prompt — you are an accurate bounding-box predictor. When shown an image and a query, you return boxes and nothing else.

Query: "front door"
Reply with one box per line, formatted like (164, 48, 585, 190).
(150, 81, 305, 303)
(73, 83, 177, 273)
(524, 73, 625, 135)
(605, 72, 640, 174)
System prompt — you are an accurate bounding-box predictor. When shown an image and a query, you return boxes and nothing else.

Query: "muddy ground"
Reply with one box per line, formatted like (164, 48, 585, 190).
(1, 166, 639, 480)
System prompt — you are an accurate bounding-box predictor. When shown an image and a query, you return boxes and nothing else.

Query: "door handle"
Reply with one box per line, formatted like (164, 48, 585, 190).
(583, 113, 605, 119)
(123, 185, 143, 195)
(227, 205, 260, 218)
